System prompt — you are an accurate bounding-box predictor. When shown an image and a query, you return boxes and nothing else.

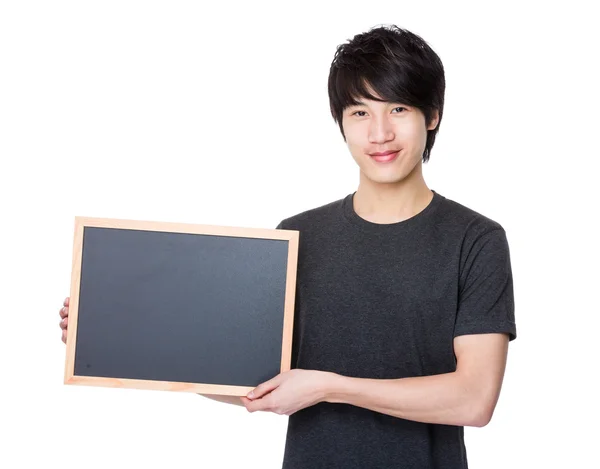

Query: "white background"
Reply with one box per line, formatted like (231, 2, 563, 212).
(1, 1, 598, 468)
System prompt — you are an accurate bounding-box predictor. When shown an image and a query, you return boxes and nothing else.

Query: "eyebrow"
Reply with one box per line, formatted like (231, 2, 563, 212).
(346, 102, 366, 111)
(349, 100, 408, 109)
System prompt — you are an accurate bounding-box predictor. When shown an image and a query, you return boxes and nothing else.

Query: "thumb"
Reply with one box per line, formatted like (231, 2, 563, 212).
(247, 375, 281, 399)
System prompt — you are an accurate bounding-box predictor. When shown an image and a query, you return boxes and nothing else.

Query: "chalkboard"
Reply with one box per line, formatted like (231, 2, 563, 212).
(63, 216, 299, 396)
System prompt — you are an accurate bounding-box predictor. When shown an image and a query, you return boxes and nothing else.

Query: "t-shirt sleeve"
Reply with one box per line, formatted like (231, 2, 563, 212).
(454, 227, 517, 341)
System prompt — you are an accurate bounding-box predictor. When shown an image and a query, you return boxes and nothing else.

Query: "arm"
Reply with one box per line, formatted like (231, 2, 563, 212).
(198, 394, 245, 407)
(323, 333, 509, 427)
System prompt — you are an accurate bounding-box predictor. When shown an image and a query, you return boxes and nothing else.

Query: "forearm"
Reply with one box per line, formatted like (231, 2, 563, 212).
(323, 371, 491, 427)
(199, 393, 245, 407)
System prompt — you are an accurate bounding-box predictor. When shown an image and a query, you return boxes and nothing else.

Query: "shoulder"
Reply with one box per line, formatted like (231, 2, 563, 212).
(276, 196, 346, 231)
(436, 193, 508, 242)
(434, 194, 513, 277)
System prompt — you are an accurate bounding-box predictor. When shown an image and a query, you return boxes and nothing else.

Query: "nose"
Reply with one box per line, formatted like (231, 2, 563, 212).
(368, 115, 395, 144)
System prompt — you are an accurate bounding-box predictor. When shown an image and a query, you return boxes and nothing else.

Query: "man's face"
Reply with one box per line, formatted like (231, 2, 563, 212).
(341, 93, 439, 185)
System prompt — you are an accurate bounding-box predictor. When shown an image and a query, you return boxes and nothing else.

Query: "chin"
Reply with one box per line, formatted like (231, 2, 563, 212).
(362, 170, 409, 185)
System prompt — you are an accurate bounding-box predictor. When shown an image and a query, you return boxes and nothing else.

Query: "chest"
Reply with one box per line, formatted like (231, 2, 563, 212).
(291, 234, 460, 377)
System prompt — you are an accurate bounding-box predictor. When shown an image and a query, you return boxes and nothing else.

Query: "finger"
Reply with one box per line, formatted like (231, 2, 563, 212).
(240, 396, 252, 406)
(245, 396, 270, 412)
(62, 329, 67, 344)
(59, 306, 68, 319)
(247, 376, 281, 399)
(64, 297, 69, 306)
(60, 317, 68, 330)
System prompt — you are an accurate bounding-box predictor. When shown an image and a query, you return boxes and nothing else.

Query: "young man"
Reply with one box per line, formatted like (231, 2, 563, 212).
(59, 24, 516, 468)
(240, 24, 516, 468)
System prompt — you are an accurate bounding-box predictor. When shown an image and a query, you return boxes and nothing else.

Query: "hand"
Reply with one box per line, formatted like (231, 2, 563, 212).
(240, 369, 332, 416)
(59, 297, 69, 344)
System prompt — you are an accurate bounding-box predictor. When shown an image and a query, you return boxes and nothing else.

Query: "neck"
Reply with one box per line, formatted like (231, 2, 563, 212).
(353, 163, 433, 224)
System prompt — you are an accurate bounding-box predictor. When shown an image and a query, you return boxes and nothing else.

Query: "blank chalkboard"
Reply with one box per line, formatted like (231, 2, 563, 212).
(63, 216, 299, 396)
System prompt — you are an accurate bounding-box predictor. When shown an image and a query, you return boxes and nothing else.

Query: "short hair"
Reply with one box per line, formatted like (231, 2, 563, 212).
(327, 24, 445, 163)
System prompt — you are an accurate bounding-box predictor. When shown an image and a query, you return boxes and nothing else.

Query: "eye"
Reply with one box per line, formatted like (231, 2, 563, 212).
(351, 107, 406, 117)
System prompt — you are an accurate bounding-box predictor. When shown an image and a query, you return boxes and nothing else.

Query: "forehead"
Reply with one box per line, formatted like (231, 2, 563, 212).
(344, 81, 409, 110)
(349, 84, 395, 107)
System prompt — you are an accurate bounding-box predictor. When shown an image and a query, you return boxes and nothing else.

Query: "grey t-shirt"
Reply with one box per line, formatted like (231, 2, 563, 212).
(277, 190, 517, 469)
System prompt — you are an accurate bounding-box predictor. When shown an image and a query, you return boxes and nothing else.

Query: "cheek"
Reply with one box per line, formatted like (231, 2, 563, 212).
(344, 135, 363, 154)
(348, 142, 366, 163)
(398, 122, 427, 144)
(394, 123, 415, 140)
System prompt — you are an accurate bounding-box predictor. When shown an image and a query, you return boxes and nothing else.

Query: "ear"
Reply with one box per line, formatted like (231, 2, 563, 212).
(427, 109, 440, 131)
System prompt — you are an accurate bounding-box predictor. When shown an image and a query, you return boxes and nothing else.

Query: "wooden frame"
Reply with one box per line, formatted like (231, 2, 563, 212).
(64, 216, 299, 396)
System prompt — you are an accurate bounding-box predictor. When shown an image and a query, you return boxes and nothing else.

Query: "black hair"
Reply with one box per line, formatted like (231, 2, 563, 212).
(328, 24, 445, 163)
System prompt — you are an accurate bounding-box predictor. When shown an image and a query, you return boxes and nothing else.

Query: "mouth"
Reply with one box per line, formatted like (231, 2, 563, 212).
(369, 150, 400, 163)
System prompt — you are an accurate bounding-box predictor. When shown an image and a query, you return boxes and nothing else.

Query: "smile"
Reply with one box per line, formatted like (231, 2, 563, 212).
(369, 150, 400, 163)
